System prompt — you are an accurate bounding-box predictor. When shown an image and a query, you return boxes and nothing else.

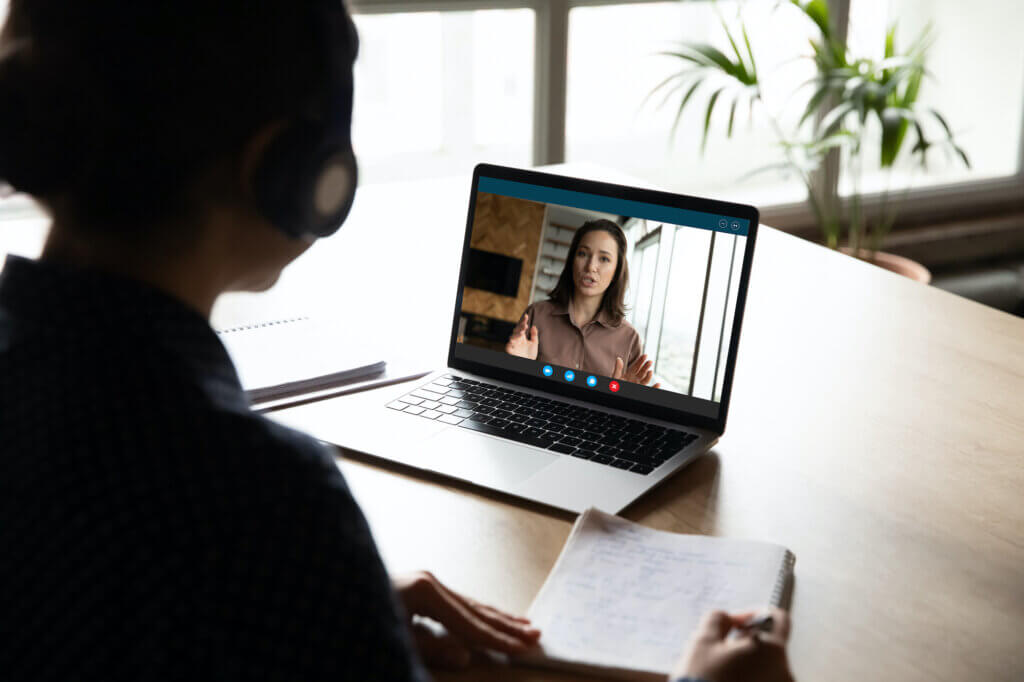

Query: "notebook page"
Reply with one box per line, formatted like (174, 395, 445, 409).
(524, 508, 793, 677)
(216, 317, 384, 398)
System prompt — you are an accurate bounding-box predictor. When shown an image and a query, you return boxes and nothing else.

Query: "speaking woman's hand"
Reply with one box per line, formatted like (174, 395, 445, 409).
(505, 313, 539, 360)
(614, 354, 661, 389)
(393, 571, 541, 669)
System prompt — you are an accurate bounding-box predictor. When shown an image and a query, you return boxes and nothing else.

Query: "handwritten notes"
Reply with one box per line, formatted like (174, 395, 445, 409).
(522, 509, 794, 678)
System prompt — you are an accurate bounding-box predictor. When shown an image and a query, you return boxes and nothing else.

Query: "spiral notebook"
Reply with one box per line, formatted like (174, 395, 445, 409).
(215, 316, 386, 403)
(517, 508, 795, 680)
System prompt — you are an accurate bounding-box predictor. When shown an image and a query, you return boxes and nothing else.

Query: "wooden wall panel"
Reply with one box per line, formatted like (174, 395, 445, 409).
(461, 192, 546, 323)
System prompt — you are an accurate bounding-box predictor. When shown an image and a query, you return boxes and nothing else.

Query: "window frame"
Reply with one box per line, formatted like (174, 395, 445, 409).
(3, 0, 1021, 240)
(349, 0, 1024, 242)
(627, 224, 663, 346)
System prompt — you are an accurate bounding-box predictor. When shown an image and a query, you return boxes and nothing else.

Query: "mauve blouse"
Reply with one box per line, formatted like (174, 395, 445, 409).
(520, 299, 644, 376)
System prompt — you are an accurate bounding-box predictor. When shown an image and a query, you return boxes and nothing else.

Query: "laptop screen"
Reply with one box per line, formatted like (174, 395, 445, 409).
(450, 165, 757, 428)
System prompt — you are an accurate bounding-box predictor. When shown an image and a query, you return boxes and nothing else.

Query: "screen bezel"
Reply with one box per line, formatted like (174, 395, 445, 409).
(447, 163, 759, 435)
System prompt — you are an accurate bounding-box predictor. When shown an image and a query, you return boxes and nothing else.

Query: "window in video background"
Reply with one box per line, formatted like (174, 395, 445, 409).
(458, 192, 745, 403)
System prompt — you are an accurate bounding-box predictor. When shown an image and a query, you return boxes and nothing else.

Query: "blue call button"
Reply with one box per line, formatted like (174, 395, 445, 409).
(564, 370, 575, 382)
(586, 375, 598, 387)
(542, 365, 553, 376)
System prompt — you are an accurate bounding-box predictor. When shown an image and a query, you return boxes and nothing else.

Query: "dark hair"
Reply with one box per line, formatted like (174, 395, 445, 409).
(0, 0, 357, 232)
(548, 218, 629, 323)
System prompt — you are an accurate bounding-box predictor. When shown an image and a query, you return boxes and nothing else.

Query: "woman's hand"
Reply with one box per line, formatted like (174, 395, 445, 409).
(671, 608, 794, 682)
(505, 313, 539, 360)
(613, 354, 661, 389)
(393, 571, 541, 669)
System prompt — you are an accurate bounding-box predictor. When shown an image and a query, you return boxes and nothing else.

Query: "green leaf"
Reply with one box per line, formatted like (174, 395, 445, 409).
(929, 109, 971, 168)
(646, 67, 709, 112)
(670, 79, 704, 139)
(793, 74, 823, 93)
(907, 23, 935, 60)
(798, 81, 831, 128)
(900, 59, 923, 108)
(885, 24, 896, 60)
(648, 71, 684, 99)
(911, 119, 931, 170)
(659, 49, 715, 68)
(793, 0, 832, 40)
(809, 38, 825, 62)
(741, 22, 758, 81)
(893, 116, 911, 164)
(819, 101, 855, 135)
(641, 71, 685, 111)
(721, 17, 749, 79)
(808, 131, 854, 154)
(727, 94, 739, 137)
(879, 56, 914, 71)
(953, 144, 971, 168)
(652, 79, 688, 112)
(701, 87, 726, 153)
(660, 47, 721, 71)
(880, 107, 904, 167)
(843, 75, 866, 97)
(688, 44, 740, 77)
(930, 108, 954, 139)
(879, 62, 922, 102)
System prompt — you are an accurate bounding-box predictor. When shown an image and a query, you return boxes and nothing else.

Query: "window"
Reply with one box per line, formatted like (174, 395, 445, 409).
(689, 231, 739, 401)
(644, 227, 743, 400)
(620, 217, 745, 399)
(2, 0, 1022, 245)
(351, 9, 535, 184)
(565, 1, 816, 206)
(655, 226, 712, 393)
(628, 227, 661, 344)
(841, 0, 1024, 195)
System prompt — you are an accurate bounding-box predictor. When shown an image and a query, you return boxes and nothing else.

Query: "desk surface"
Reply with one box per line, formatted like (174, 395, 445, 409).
(4, 169, 1023, 681)
(269, 169, 1024, 682)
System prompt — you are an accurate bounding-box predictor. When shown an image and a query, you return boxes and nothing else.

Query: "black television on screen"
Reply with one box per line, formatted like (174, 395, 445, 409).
(465, 248, 523, 297)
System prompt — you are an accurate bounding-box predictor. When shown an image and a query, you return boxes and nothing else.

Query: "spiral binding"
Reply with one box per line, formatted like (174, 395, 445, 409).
(214, 316, 310, 335)
(771, 550, 797, 606)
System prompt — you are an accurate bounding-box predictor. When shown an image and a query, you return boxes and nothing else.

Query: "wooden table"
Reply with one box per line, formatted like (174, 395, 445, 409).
(5, 168, 1022, 681)
(267, 167, 1024, 682)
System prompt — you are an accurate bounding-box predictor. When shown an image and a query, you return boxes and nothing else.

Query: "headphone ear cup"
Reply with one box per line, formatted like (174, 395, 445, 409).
(252, 122, 357, 240)
(309, 143, 357, 236)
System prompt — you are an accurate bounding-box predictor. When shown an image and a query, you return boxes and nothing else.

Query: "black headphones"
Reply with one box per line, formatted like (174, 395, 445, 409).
(251, 0, 358, 241)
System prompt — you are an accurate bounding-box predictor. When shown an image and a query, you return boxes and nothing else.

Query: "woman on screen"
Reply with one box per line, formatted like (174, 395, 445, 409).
(505, 219, 659, 387)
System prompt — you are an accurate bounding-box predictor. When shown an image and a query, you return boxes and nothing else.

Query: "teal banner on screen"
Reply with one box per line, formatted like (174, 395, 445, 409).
(477, 176, 751, 236)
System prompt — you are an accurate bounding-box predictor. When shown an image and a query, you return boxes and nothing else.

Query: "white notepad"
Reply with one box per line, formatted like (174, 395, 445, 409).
(519, 508, 795, 680)
(215, 317, 386, 403)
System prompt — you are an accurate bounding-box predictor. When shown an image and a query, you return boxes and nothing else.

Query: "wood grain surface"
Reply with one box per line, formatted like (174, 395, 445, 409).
(270, 171, 1024, 682)
(461, 192, 547, 323)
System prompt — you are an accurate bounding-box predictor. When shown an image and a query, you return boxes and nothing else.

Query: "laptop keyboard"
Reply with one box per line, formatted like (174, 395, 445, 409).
(386, 374, 700, 475)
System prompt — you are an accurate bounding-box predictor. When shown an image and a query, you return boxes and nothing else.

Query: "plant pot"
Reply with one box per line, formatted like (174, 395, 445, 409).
(840, 248, 932, 284)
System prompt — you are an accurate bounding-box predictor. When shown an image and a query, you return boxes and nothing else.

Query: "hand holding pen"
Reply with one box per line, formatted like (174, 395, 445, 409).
(672, 607, 794, 682)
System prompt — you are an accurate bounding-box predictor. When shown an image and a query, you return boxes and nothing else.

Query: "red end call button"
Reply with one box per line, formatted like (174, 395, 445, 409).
(608, 381, 620, 392)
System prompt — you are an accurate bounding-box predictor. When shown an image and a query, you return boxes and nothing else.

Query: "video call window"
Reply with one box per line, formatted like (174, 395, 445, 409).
(457, 182, 747, 406)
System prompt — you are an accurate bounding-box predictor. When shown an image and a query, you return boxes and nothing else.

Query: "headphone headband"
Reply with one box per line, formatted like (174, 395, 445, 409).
(252, 0, 359, 240)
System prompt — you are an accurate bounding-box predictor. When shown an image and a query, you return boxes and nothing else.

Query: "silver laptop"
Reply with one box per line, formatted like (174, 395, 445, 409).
(277, 164, 758, 514)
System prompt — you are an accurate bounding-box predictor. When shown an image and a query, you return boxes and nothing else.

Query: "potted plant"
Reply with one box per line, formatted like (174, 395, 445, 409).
(652, 0, 970, 281)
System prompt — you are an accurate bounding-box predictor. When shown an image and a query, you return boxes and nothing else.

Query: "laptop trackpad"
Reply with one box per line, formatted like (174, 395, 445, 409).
(429, 428, 557, 490)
